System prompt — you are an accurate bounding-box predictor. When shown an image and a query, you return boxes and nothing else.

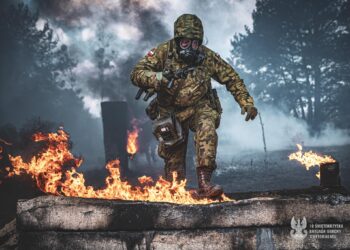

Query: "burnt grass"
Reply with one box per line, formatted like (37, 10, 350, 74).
(114, 144, 350, 193)
(213, 144, 350, 193)
(0, 144, 349, 229)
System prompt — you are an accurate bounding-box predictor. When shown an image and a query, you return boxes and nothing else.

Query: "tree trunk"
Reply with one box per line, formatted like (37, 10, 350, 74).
(307, 95, 313, 123)
(313, 66, 322, 132)
(298, 97, 306, 120)
(292, 107, 299, 118)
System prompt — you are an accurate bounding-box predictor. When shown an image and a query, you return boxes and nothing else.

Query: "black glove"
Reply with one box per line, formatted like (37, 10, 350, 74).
(161, 69, 176, 89)
(241, 105, 258, 121)
(162, 69, 174, 81)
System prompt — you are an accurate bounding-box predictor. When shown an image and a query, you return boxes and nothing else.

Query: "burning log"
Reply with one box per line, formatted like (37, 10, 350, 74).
(288, 144, 340, 187)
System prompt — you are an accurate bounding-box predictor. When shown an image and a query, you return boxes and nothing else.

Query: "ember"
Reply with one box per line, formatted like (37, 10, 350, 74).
(7, 129, 231, 204)
(288, 144, 336, 179)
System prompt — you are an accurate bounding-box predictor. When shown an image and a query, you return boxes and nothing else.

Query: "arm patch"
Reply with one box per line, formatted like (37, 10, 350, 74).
(147, 48, 156, 57)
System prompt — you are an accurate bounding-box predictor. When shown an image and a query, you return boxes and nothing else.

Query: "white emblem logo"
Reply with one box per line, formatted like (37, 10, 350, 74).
(290, 216, 308, 240)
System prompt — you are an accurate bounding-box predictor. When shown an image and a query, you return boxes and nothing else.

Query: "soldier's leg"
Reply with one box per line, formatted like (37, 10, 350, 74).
(157, 122, 189, 182)
(192, 105, 219, 169)
(191, 105, 223, 198)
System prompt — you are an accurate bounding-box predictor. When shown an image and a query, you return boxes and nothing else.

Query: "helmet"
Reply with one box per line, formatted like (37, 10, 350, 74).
(174, 14, 203, 42)
(174, 14, 204, 65)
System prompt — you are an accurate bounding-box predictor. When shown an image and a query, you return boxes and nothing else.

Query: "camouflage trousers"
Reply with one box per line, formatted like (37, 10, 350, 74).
(157, 99, 220, 181)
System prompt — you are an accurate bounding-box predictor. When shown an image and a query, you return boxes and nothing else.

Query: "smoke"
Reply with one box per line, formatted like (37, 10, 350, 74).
(23, 0, 256, 117)
(153, 0, 256, 57)
(26, 0, 173, 118)
(6, 0, 347, 163)
(217, 97, 350, 158)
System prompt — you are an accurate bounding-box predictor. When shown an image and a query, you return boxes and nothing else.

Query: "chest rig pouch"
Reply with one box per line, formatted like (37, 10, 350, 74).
(152, 113, 184, 148)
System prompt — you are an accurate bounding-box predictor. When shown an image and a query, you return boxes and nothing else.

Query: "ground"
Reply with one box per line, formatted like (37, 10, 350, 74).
(128, 144, 350, 192)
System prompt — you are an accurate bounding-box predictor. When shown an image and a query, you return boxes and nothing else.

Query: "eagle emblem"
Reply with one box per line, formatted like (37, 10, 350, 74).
(290, 216, 308, 240)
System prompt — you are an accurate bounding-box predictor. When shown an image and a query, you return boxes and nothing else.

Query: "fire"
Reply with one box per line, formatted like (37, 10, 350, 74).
(126, 129, 139, 156)
(126, 120, 139, 157)
(7, 129, 232, 204)
(288, 144, 336, 179)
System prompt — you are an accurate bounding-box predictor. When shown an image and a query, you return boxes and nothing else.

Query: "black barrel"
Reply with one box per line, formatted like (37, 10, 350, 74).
(101, 101, 128, 177)
(320, 162, 341, 188)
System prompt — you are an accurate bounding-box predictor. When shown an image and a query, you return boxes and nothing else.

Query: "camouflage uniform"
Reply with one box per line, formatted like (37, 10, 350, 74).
(130, 14, 255, 192)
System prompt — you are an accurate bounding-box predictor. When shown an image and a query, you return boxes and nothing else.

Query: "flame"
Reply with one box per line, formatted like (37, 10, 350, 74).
(288, 144, 336, 179)
(126, 121, 139, 157)
(7, 129, 232, 204)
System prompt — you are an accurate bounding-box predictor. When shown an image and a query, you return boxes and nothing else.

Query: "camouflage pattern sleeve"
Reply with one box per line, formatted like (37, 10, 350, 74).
(209, 50, 254, 108)
(130, 42, 168, 89)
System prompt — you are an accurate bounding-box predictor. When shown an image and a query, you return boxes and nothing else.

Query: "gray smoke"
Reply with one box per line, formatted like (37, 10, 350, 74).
(20, 0, 349, 161)
(29, 0, 172, 117)
(217, 97, 350, 160)
(25, 0, 256, 117)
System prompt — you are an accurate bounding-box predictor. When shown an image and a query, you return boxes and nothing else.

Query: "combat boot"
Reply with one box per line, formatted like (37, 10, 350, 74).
(195, 167, 223, 198)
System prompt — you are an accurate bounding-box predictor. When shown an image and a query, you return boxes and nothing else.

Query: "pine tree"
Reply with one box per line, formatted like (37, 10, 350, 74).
(231, 0, 350, 132)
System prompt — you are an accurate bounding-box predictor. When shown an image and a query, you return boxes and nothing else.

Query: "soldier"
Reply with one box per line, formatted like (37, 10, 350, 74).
(130, 14, 257, 198)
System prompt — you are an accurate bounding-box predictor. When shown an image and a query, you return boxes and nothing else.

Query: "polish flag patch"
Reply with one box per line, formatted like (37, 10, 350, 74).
(147, 48, 155, 57)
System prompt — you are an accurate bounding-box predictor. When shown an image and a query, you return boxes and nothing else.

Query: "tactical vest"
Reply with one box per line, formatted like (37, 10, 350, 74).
(157, 40, 212, 108)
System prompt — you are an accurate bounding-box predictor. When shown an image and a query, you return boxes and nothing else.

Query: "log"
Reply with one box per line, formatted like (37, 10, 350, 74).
(16, 189, 350, 249)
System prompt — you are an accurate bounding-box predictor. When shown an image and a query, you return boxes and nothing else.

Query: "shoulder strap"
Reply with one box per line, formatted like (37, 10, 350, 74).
(167, 39, 174, 59)
(163, 40, 174, 70)
(164, 40, 182, 106)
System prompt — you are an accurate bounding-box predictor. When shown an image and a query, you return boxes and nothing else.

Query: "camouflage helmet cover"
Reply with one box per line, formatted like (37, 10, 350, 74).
(174, 14, 203, 42)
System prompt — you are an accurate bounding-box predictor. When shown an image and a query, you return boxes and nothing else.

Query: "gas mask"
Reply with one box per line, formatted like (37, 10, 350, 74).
(176, 38, 202, 65)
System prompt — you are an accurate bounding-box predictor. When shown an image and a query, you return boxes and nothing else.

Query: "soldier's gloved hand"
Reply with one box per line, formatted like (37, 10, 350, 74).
(241, 105, 258, 121)
(161, 69, 176, 89)
(162, 69, 174, 81)
(151, 72, 170, 90)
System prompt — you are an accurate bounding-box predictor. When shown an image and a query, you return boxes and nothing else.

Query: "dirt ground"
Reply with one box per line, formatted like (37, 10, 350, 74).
(214, 145, 350, 193)
(127, 144, 350, 192)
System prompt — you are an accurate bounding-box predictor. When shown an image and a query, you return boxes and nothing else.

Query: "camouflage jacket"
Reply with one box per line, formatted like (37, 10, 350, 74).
(130, 39, 254, 109)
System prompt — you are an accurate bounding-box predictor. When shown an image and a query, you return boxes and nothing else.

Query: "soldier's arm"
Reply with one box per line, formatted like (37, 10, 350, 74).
(210, 52, 254, 108)
(130, 45, 167, 90)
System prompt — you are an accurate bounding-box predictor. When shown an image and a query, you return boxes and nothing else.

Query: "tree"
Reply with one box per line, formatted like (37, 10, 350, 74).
(0, 3, 76, 125)
(231, 0, 350, 132)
